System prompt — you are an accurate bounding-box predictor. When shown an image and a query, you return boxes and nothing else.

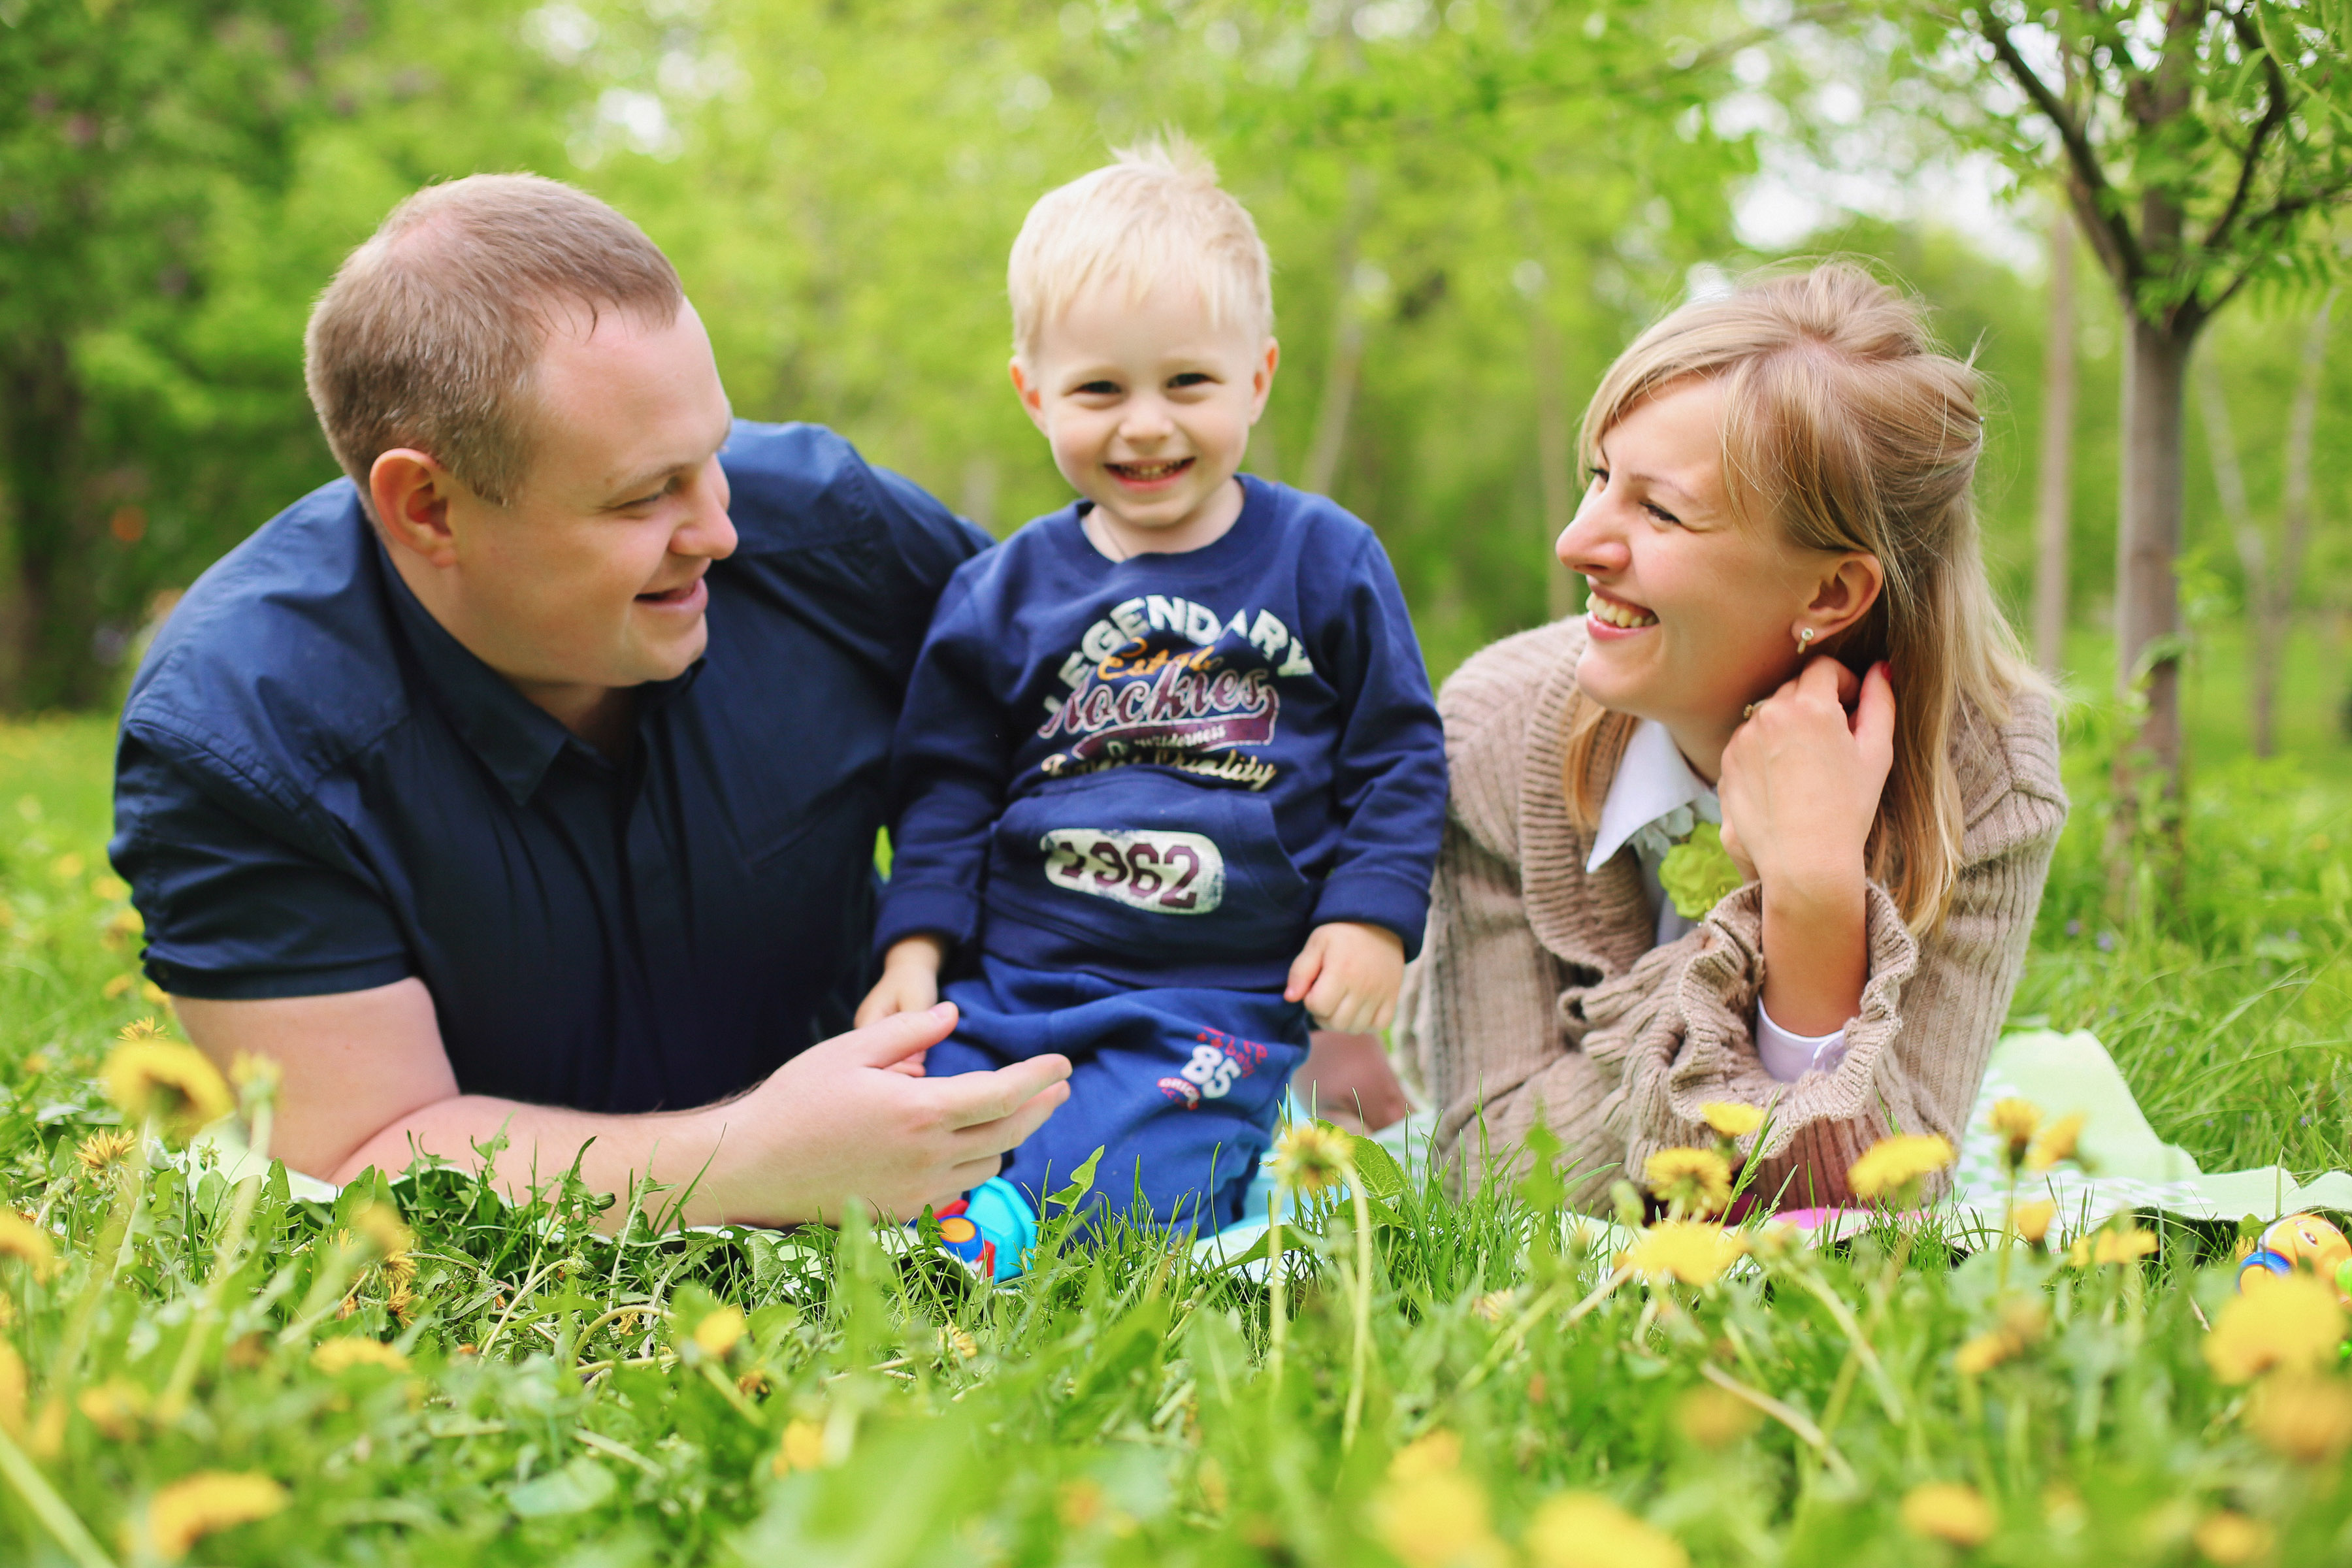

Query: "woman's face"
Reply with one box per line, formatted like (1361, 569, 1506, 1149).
(1557, 378, 1838, 751)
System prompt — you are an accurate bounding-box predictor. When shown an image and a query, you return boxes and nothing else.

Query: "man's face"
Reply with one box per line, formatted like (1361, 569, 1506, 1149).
(437, 301, 738, 702)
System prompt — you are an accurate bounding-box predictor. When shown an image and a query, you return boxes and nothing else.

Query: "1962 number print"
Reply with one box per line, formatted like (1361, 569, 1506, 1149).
(1039, 828, 1227, 915)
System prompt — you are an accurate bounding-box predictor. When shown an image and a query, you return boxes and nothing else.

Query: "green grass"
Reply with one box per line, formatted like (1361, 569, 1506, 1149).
(3, 691, 2352, 1567)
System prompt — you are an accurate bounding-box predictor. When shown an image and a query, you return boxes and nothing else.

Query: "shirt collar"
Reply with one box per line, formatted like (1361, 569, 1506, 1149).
(1586, 718, 1718, 873)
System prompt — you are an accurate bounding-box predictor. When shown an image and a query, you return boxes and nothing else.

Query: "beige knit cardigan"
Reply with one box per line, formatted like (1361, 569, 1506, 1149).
(1399, 617, 2067, 1210)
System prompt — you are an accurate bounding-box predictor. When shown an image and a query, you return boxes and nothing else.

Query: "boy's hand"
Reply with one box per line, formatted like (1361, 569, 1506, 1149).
(855, 937, 951, 1070)
(1284, 921, 1405, 1034)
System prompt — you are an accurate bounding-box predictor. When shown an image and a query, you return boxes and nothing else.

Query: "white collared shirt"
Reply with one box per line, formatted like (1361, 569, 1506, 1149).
(1590, 719, 1848, 1083)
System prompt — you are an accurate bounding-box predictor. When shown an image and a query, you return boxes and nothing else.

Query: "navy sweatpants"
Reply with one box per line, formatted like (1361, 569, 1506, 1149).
(926, 957, 1311, 1233)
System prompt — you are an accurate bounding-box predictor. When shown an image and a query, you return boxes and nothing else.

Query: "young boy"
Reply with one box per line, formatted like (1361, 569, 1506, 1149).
(858, 138, 1446, 1272)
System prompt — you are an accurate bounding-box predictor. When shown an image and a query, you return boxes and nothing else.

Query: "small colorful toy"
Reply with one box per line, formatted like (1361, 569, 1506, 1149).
(2235, 1212, 2352, 1305)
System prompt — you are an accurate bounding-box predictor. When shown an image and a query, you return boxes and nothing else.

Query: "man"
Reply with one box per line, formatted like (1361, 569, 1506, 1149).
(110, 173, 1070, 1226)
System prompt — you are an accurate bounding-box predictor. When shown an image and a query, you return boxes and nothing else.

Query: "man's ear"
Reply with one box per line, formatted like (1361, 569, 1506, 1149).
(368, 449, 462, 568)
(1007, 359, 1050, 435)
(1804, 551, 1886, 642)
(1248, 338, 1281, 423)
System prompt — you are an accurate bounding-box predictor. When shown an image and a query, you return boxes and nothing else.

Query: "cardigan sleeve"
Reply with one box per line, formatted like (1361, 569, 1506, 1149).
(1578, 710, 2068, 1208)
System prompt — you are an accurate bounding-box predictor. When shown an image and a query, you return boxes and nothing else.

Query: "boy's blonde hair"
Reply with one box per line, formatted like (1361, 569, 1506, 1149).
(1007, 134, 1273, 355)
(1560, 262, 2049, 936)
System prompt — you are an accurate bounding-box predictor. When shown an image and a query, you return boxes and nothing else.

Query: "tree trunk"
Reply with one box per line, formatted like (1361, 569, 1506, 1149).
(0, 338, 93, 712)
(2264, 295, 2334, 757)
(2111, 314, 2193, 858)
(2193, 343, 2270, 753)
(1527, 302, 1581, 623)
(1303, 173, 1375, 500)
(1302, 279, 1365, 500)
(2032, 208, 2077, 676)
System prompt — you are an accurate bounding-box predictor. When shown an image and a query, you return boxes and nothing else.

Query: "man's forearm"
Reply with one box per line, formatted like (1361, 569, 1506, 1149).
(334, 1094, 733, 1229)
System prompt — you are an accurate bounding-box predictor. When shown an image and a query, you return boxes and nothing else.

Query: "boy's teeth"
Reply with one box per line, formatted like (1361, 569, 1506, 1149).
(1590, 598, 1658, 629)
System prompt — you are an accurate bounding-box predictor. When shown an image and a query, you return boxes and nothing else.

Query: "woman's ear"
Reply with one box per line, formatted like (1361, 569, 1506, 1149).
(1801, 552, 1885, 644)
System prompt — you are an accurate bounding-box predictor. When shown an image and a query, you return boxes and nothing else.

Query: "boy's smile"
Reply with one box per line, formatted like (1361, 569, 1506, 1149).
(1011, 282, 1278, 559)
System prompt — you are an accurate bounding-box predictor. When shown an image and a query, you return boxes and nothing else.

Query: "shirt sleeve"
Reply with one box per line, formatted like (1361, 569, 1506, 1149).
(718, 423, 992, 698)
(1753, 999, 1850, 1082)
(109, 727, 413, 1000)
(1301, 531, 1450, 957)
(870, 575, 1013, 955)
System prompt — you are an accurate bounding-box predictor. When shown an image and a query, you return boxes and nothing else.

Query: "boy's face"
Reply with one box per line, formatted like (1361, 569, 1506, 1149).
(1011, 282, 1277, 548)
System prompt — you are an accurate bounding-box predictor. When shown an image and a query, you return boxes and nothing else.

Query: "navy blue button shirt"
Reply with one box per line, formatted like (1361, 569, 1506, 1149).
(110, 421, 989, 1115)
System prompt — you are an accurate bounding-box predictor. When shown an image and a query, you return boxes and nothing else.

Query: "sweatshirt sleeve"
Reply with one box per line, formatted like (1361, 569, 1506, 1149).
(872, 574, 1015, 955)
(1303, 531, 1450, 956)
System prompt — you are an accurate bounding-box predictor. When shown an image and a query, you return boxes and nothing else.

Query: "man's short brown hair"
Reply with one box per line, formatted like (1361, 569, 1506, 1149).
(304, 172, 684, 508)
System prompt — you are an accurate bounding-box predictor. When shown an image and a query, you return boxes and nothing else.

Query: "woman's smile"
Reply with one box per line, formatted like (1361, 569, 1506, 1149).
(1586, 585, 1658, 633)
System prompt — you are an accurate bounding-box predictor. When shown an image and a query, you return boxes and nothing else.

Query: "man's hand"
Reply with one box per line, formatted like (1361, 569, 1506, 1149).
(1283, 921, 1405, 1033)
(855, 935, 949, 1032)
(696, 1001, 1070, 1223)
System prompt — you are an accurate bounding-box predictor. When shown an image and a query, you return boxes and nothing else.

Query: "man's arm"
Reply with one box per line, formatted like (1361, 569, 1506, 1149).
(174, 979, 1070, 1229)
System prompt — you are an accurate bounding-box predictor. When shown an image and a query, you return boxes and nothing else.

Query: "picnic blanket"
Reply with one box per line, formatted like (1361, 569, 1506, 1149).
(192, 1026, 2352, 1268)
(1196, 1026, 2352, 1266)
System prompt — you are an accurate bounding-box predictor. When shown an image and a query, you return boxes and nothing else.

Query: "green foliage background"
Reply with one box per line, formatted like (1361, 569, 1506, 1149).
(5, 0, 2350, 723)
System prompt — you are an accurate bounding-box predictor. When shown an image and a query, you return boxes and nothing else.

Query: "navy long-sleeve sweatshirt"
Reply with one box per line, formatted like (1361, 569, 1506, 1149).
(876, 476, 1448, 994)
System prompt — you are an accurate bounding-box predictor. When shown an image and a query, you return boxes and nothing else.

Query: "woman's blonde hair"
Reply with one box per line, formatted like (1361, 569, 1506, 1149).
(1560, 261, 2045, 934)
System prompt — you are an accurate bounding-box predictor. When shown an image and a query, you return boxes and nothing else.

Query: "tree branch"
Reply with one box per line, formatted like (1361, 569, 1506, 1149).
(1974, 10, 2146, 285)
(2201, 5, 2291, 255)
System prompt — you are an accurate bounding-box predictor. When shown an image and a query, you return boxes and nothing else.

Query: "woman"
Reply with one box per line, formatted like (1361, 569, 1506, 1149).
(1402, 263, 2065, 1209)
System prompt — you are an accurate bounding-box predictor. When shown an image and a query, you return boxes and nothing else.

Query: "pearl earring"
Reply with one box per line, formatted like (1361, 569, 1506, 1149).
(1796, 627, 1816, 652)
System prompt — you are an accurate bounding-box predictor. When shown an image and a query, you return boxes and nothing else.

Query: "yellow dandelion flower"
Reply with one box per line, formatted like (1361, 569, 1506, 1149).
(1056, 1477, 1107, 1530)
(1673, 1386, 1761, 1449)
(2092, 1225, 2159, 1266)
(0, 1211, 56, 1279)
(1988, 1098, 2040, 1169)
(229, 1051, 283, 1095)
(2192, 1511, 2275, 1565)
(349, 1201, 413, 1259)
(1389, 1428, 1463, 1482)
(1271, 1120, 1352, 1197)
(1525, 1492, 1689, 1568)
(1698, 1102, 1761, 1139)
(1846, 1134, 1955, 1203)
(1625, 1221, 1743, 1287)
(1955, 1331, 2015, 1377)
(103, 1036, 231, 1140)
(774, 1418, 826, 1475)
(386, 1284, 419, 1325)
(1471, 1289, 1518, 1325)
(2027, 1112, 2085, 1172)
(311, 1339, 409, 1375)
(2010, 1199, 2057, 1246)
(76, 1128, 137, 1175)
(1375, 1464, 1507, 1568)
(691, 1304, 747, 1359)
(0, 1339, 24, 1437)
(2246, 1374, 2352, 1463)
(936, 1326, 978, 1362)
(1642, 1148, 1733, 1218)
(2205, 1273, 2345, 1384)
(103, 973, 135, 1000)
(76, 1378, 150, 1441)
(143, 1471, 289, 1560)
(1901, 1482, 1996, 1547)
(18, 1053, 47, 1077)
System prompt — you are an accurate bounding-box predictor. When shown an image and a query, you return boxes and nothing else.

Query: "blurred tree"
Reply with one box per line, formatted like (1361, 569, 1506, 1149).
(1897, 0, 2352, 887)
(2194, 293, 2332, 758)
(2032, 207, 2078, 676)
(0, 0, 349, 707)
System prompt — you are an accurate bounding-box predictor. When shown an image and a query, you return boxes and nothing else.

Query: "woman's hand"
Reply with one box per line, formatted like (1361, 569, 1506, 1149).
(1718, 658, 1894, 1037)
